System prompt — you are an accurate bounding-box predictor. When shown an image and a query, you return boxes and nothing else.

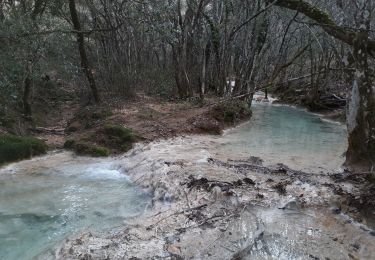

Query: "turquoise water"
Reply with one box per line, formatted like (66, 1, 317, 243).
(216, 104, 347, 172)
(0, 153, 150, 260)
(0, 104, 348, 259)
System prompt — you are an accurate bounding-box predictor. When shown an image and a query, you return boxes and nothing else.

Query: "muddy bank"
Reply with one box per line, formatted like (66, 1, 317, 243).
(29, 97, 251, 153)
(53, 137, 375, 260)
(60, 98, 251, 156)
(0, 97, 252, 165)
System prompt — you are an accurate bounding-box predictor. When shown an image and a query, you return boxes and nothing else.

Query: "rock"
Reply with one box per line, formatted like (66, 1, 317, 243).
(247, 156, 263, 165)
(348, 253, 359, 259)
(274, 163, 288, 174)
(166, 235, 180, 244)
(331, 207, 341, 214)
(279, 197, 300, 210)
(243, 178, 255, 185)
(211, 186, 223, 200)
(350, 243, 360, 251)
(272, 181, 289, 195)
(167, 244, 181, 255)
(186, 176, 209, 190)
(232, 179, 243, 186)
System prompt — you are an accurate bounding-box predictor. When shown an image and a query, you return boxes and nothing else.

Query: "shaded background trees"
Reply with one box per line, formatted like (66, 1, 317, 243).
(0, 0, 374, 166)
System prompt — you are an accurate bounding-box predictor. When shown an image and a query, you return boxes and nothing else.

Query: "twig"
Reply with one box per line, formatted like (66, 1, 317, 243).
(147, 204, 208, 229)
(183, 190, 191, 209)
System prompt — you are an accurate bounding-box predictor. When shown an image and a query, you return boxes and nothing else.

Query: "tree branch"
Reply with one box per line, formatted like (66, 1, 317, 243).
(228, 0, 277, 42)
(268, 0, 375, 56)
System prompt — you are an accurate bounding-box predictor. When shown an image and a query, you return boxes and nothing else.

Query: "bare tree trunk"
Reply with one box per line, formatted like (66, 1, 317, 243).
(21, 0, 46, 118)
(23, 63, 32, 119)
(200, 42, 211, 100)
(200, 47, 206, 99)
(172, 45, 188, 98)
(69, 0, 100, 103)
(162, 45, 167, 69)
(346, 31, 375, 166)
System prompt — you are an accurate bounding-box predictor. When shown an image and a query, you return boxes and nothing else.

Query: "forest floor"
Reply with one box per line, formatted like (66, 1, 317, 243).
(31, 94, 251, 152)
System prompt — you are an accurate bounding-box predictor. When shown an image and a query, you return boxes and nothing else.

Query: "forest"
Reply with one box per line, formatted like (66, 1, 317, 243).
(0, 0, 375, 259)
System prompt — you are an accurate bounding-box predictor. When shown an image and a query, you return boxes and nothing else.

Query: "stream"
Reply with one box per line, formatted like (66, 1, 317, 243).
(213, 103, 347, 173)
(0, 154, 150, 259)
(1, 102, 374, 259)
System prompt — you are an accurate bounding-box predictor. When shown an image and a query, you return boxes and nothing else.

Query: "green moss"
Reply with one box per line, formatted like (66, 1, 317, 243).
(73, 142, 109, 157)
(91, 146, 110, 157)
(120, 143, 132, 152)
(0, 135, 47, 165)
(64, 125, 138, 157)
(102, 125, 136, 152)
(104, 125, 134, 142)
(212, 100, 252, 123)
(63, 139, 75, 149)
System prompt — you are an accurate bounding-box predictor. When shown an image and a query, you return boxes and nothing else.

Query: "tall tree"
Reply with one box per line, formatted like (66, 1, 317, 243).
(23, 0, 47, 119)
(69, 0, 100, 103)
(267, 0, 375, 166)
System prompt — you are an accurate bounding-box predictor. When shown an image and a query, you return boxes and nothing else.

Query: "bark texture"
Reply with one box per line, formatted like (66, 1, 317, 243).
(69, 0, 100, 103)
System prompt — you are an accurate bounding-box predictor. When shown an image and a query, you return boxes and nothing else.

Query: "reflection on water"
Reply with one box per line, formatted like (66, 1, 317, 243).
(216, 104, 347, 172)
(0, 153, 150, 260)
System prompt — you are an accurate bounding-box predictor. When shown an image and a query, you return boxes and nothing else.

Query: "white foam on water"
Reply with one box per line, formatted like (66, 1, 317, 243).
(0, 152, 149, 260)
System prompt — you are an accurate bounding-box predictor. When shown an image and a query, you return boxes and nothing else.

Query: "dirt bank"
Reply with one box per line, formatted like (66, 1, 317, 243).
(32, 95, 251, 155)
